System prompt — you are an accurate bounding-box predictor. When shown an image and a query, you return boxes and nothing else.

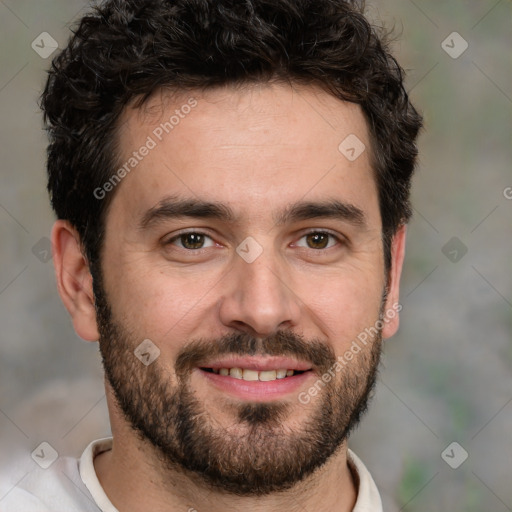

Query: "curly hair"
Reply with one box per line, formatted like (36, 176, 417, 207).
(41, 0, 422, 272)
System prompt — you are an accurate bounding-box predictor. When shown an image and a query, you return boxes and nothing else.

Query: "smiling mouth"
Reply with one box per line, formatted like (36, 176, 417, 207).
(200, 367, 309, 382)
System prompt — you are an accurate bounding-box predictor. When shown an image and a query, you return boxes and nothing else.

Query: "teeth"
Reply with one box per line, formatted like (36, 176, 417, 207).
(276, 369, 287, 379)
(242, 369, 259, 381)
(259, 370, 277, 381)
(230, 367, 243, 379)
(213, 368, 299, 381)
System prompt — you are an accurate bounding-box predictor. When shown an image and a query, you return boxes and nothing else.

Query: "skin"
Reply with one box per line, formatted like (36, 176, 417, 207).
(52, 82, 406, 512)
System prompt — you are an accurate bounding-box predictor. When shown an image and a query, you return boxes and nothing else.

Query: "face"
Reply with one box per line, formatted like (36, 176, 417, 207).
(93, 83, 400, 495)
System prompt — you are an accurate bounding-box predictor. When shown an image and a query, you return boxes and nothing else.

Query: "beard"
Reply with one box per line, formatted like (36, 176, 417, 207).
(94, 276, 383, 496)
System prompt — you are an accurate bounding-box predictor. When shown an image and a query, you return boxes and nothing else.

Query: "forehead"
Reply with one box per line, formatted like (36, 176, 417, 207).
(110, 82, 379, 227)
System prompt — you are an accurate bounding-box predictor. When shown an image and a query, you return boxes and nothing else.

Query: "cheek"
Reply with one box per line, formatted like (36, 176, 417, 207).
(105, 262, 226, 343)
(304, 268, 384, 348)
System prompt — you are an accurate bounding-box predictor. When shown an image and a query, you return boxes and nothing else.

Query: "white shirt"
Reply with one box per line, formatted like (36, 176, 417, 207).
(1, 438, 382, 511)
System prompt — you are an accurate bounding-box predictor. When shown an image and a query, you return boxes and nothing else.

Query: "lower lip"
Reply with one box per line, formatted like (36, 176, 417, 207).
(198, 369, 314, 401)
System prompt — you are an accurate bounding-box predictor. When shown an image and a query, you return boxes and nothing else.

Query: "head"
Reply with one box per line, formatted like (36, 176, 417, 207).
(43, 0, 421, 496)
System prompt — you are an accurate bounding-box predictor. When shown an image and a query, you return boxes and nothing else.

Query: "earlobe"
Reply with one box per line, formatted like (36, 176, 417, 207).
(381, 225, 407, 339)
(51, 220, 100, 342)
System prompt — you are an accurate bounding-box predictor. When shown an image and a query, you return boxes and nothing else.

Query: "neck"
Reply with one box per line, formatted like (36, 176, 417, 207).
(95, 428, 357, 512)
(95, 389, 358, 512)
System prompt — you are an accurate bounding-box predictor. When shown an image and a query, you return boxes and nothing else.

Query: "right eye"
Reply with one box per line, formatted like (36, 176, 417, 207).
(166, 232, 216, 250)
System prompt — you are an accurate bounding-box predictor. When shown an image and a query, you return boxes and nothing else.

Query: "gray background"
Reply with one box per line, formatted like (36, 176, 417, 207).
(1, 1, 511, 510)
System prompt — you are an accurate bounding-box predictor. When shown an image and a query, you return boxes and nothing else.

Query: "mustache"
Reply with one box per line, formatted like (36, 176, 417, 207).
(174, 330, 336, 378)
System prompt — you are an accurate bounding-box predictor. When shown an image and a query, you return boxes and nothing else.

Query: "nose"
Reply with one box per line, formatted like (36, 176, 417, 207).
(218, 249, 301, 338)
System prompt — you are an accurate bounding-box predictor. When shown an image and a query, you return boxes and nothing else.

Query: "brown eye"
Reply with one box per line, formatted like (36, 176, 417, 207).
(305, 232, 330, 249)
(168, 232, 215, 250)
(294, 231, 341, 251)
(180, 233, 205, 249)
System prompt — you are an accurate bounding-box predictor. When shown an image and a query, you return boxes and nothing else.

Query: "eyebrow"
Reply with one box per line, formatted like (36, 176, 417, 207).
(139, 195, 367, 230)
(274, 200, 366, 228)
(139, 195, 235, 229)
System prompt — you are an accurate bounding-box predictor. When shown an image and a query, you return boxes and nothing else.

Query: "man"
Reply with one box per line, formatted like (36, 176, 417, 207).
(6, 0, 422, 510)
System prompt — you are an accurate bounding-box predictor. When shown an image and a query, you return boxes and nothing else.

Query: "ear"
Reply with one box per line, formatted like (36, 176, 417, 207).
(381, 224, 407, 339)
(51, 220, 100, 342)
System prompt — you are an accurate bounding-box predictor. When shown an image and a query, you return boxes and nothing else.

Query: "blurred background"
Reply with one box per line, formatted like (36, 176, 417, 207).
(0, 1, 511, 510)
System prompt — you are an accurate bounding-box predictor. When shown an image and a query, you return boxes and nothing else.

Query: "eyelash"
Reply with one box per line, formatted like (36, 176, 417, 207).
(166, 231, 217, 250)
(165, 230, 343, 251)
(294, 230, 342, 250)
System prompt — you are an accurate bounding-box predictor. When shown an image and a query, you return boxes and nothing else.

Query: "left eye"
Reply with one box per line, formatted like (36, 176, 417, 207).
(295, 232, 339, 250)
(168, 232, 215, 250)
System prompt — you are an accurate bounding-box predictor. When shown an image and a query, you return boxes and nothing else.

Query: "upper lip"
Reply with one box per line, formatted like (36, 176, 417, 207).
(199, 356, 312, 372)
